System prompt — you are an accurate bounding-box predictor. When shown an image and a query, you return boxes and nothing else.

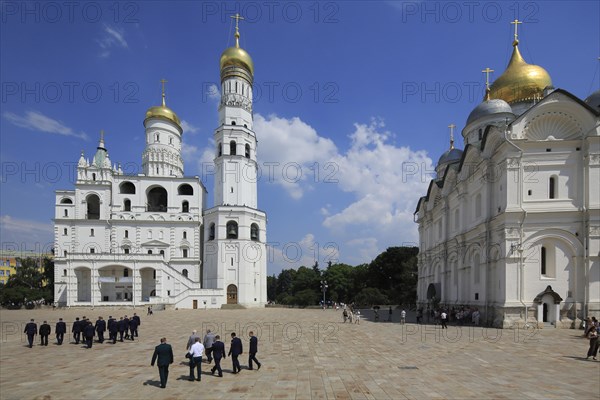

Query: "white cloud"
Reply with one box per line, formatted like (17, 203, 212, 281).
(98, 25, 128, 58)
(269, 233, 340, 270)
(254, 113, 338, 199)
(254, 114, 433, 263)
(206, 84, 220, 101)
(3, 111, 88, 140)
(0, 215, 54, 250)
(181, 120, 200, 135)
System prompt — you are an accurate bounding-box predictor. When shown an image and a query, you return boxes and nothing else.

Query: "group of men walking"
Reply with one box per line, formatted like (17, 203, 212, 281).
(151, 329, 261, 389)
(23, 313, 141, 349)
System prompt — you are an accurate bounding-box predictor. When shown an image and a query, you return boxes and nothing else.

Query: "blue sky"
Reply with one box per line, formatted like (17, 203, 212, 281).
(1, 1, 599, 274)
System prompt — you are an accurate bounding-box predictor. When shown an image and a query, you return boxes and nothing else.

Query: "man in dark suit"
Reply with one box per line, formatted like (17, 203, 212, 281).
(123, 315, 130, 340)
(132, 313, 141, 337)
(72, 317, 82, 344)
(55, 318, 66, 345)
(128, 316, 138, 341)
(24, 319, 37, 348)
(248, 331, 261, 370)
(228, 332, 243, 374)
(107, 316, 116, 343)
(117, 317, 126, 342)
(95, 316, 106, 343)
(210, 335, 226, 377)
(151, 337, 174, 389)
(83, 320, 95, 348)
(39, 321, 51, 346)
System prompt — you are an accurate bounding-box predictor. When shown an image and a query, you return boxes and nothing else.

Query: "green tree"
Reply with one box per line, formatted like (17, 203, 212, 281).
(267, 275, 277, 302)
(323, 263, 354, 303)
(367, 247, 418, 304)
(291, 266, 320, 296)
(294, 288, 319, 307)
(354, 287, 389, 307)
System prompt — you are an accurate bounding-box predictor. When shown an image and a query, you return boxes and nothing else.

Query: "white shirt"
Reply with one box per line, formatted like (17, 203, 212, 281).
(401, 310, 406, 317)
(189, 342, 205, 358)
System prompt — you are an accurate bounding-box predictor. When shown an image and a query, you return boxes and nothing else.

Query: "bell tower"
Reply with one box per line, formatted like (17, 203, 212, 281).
(203, 14, 267, 308)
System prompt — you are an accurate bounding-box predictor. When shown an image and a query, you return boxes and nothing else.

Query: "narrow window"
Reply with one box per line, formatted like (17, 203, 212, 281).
(231, 121, 236, 126)
(92, 173, 96, 181)
(159, 250, 164, 256)
(90, 229, 94, 236)
(251, 223, 259, 241)
(169, 137, 173, 145)
(124, 199, 131, 211)
(218, 143, 222, 156)
(230, 141, 236, 155)
(541, 246, 547, 275)
(63, 228, 68, 235)
(245, 144, 250, 158)
(183, 231, 187, 239)
(209, 223, 215, 241)
(549, 176, 556, 199)
(63, 269, 67, 276)
(182, 201, 189, 213)
(124, 230, 129, 238)
(156, 133, 159, 142)
(124, 269, 129, 277)
(182, 249, 188, 258)
(231, 257, 234, 266)
(63, 250, 67, 257)
(64, 209, 68, 217)
(124, 248, 130, 254)
(182, 269, 188, 278)
(90, 248, 95, 254)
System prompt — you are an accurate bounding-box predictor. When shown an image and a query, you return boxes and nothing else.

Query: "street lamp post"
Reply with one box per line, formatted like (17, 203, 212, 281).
(320, 280, 328, 310)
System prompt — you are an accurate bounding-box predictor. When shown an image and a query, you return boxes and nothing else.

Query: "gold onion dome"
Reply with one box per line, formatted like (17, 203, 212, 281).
(489, 41, 552, 104)
(220, 15, 254, 76)
(145, 82, 181, 128)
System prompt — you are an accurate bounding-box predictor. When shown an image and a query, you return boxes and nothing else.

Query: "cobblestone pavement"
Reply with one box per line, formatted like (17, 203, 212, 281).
(1, 307, 599, 399)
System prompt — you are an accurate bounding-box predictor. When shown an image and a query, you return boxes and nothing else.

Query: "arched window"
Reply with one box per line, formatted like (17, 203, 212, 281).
(226, 221, 238, 239)
(245, 144, 250, 158)
(209, 223, 215, 241)
(63, 251, 67, 257)
(155, 133, 160, 142)
(230, 140, 236, 155)
(169, 137, 173, 145)
(147, 186, 168, 212)
(86, 194, 100, 220)
(90, 228, 94, 237)
(182, 249, 188, 258)
(178, 184, 193, 195)
(231, 121, 236, 126)
(124, 230, 129, 238)
(92, 173, 96, 181)
(251, 223, 259, 241)
(183, 231, 187, 239)
(148, 250, 153, 255)
(218, 142, 222, 156)
(549, 176, 557, 199)
(182, 201, 189, 213)
(182, 269, 188, 278)
(60, 198, 73, 204)
(159, 250, 164, 256)
(64, 209, 68, 217)
(123, 199, 131, 212)
(119, 181, 136, 194)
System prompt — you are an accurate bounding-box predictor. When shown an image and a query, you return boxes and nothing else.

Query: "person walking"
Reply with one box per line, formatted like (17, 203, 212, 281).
(203, 329, 216, 364)
(107, 316, 116, 343)
(186, 330, 200, 350)
(55, 318, 66, 345)
(95, 317, 106, 343)
(586, 320, 599, 360)
(388, 306, 393, 322)
(151, 337, 174, 389)
(248, 331, 261, 370)
(440, 310, 448, 329)
(210, 335, 226, 377)
(117, 317, 126, 342)
(188, 337, 205, 381)
(72, 317, 82, 344)
(128, 316, 138, 341)
(132, 313, 141, 338)
(228, 332, 243, 374)
(83, 320, 95, 348)
(39, 321, 51, 346)
(400, 309, 406, 325)
(24, 319, 37, 348)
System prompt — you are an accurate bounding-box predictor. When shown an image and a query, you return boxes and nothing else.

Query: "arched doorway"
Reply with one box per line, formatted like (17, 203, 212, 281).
(534, 285, 562, 325)
(227, 284, 238, 304)
(147, 186, 168, 212)
(74, 267, 91, 302)
(140, 268, 156, 301)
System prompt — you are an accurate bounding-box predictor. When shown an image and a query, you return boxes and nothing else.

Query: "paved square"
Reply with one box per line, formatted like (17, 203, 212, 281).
(1, 307, 599, 399)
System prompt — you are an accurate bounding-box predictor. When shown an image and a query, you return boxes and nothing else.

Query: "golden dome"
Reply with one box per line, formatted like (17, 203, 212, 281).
(144, 81, 181, 128)
(220, 44, 254, 75)
(489, 43, 552, 104)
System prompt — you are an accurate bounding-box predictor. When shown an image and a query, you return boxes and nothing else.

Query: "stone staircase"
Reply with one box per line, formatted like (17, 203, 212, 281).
(221, 303, 246, 310)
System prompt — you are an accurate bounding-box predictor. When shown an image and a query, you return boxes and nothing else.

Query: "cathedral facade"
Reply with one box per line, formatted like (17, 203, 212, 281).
(53, 23, 267, 309)
(415, 26, 600, 328)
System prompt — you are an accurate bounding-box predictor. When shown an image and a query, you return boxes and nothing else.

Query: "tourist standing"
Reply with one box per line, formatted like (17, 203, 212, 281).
(24, 319, 37, 348)
(400, 309, 406, 324)
(151, 337, 174, 389)
(440, 310, 448, 329)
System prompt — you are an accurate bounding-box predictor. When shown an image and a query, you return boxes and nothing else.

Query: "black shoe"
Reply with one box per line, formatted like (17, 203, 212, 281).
(218, 374, 223, 377)
(248, 368, 253, 370)
(196, 378, 201, 381)
(189, 378, 194, 381)
(257, 364, 261, 370)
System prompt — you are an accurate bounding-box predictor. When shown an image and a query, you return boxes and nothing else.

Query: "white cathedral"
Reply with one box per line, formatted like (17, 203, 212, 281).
(415, 23, 600, 328)
(53, 21, 267, 309)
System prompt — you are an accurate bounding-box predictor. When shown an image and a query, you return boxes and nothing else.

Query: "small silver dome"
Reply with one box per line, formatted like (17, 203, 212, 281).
(438, 148, 463, 166)
(584, 89, 600, 109)
(466, 98, 513, 126)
